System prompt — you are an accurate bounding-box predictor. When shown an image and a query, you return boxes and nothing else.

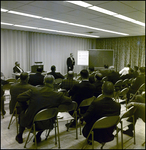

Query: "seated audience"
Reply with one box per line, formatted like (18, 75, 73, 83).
(47, 65, 64, 79)
(99, 64, 110, 77)
(68, 69, 96, 127)
(123, 92, 145, 137)
(15, 75, 72, 144)
(120, 68, 134, 80)
(60, 71, 79, 91)
(13, 61, 24, 79)
(28, 66, 44, 86)
(119, 64, 131, 77)
(1, 84, 6, 115)
(10, 72, 34, 114)
(81, 81, 121, 144)
(132, 66, 139, 78)
(126, 67, 145, 103)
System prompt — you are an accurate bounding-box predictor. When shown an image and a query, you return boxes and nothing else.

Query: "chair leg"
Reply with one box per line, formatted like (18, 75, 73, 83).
(8, 110, 15, 129)
(92, 131, 94, 149)
(54, 121, 57, 145)
(24, 128, 32, 148)
(56, 118, 60, 148)
(116, 127, 119, 148)
(121, 122, 123, 149)
(142, 141, 145, 146)
(101, 142, 105, 149)
(75, 111, 78, 139)
(133, 116, 136, 144)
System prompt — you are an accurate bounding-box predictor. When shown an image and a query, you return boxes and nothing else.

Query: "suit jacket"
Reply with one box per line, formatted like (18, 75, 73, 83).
(10, 82, 34, 114)
(69, 80, 96, 107)
(13, 66, 23, 73)
(28, 73, 45, 86)
(67, 57, 75, 71)
(82, 97, 121, 143)
(17, 85, 72, 128)
(47, 71, 64, 79)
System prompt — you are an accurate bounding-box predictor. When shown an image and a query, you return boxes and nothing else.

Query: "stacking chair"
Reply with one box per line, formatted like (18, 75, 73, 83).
(118, 87, 129, 110)
(54, 78, 63, 91)
(24, 107, 59, 149)
(78, 96, 96, 135)
(122, 78, 129, 89)
(8, 102, 19, 134)
(56, 101, 78, 148)
(82, 116, 120, 149)
(117, 106, 137, 149)
(114, 79, 123, 102)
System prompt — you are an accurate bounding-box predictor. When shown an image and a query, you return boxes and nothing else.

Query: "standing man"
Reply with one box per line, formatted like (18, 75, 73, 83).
(67, 53, 75, 72)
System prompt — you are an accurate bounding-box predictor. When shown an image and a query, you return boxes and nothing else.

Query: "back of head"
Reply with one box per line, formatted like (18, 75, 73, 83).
(104, 64, 109, 69)
(51, 65, 56, 72)
(127, 64, 131, 68)
(20, 72, 28, 81)
(134, 66, 138, 71)
(67, 71, 74, 79)
(44, 75, 54, 84)
(95, 72, 103, 80)
(102, 81, 114, 96)
(37, 66, 43, 73)
(139, 67, 145, 73)
(89, 67, 94, 72)
(80, 69, 89, 79)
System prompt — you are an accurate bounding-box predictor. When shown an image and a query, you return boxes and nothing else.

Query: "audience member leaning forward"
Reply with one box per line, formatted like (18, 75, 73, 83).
(15, 75, 72, 144)
(80, 81, 121, 144)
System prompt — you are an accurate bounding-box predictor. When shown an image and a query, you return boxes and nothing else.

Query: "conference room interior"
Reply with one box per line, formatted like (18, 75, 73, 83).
(1, 1, 145, 149)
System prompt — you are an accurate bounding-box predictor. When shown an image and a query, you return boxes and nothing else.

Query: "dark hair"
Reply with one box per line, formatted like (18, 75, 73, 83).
(104, 64, 109, 69)
(102, 81, 114, 96)
(20, 72, 28, 81)
(37, 66, 43, 73)
(51, 65, 56, 72)
(127, 64, 131, 67)
(95, 72, 103, 80)
(134, 66, 138, 71)
(139, 67, 145, 73)
(89, 67, 94, 72)
(80, 69, 89, 79)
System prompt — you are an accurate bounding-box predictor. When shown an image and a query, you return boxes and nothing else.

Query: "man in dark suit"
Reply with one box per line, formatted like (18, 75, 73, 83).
(47, 65, 64, 79)
(127, 67, 145, 103)
(13, 61, 24, 79)
(28, 66, 44, 86)
(15, 75, 72, 144)
(67, 53, 75, 72)
(81, 81, 121, 144)
(10, 72, 34, 114)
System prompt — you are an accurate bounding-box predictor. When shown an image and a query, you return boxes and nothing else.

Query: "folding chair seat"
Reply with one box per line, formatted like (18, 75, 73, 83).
(8, 102, 19, 134)
(82, 116, 120, 149)
(117, 106, 137, 149)
(56, 101, 78, 148)
(24, 107, 59, 149)
(78, 96, 96, 135)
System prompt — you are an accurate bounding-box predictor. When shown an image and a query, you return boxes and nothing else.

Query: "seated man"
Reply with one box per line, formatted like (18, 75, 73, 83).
(28, 66, 44, 86)
(126, 67, 145, 103)
(15, 75, 72, 144)
(60, 71, 79, 91)
(119, 64, 131, 77)
(81, 81, 121, 144)
(123, 92, 145, 137)
(68, 69, 96, 127)
(10, 72, 34, 114)
(47, 65, 64, 79)
(13, 61, 24, 79)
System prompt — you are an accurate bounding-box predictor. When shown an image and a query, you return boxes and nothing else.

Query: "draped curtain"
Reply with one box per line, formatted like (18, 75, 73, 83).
(95, 36, 145, 71)
(1, 29, 95, 78)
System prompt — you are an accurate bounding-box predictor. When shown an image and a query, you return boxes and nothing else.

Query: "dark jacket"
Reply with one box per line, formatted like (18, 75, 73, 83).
(82, 97, 121, 143)
(28, 73, 44, 86)
(47, 71, 64, 79)
(17, 85, 72, 128)
(67, 57, 75, 71)
(13, 66, 23, 73)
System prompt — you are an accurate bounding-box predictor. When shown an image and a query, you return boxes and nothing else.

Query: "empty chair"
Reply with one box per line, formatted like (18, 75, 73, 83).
(78, 96, 96, 135)
(24, 107, 59, 149)
(117, 106, 137, 149)
(82, 116, 120, 149)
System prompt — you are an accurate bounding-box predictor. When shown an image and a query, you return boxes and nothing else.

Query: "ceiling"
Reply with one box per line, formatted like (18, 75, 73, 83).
(1, 1, 145, 38)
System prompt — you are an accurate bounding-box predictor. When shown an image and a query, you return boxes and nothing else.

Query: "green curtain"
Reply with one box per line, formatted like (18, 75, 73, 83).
(95, 36, 145, 71)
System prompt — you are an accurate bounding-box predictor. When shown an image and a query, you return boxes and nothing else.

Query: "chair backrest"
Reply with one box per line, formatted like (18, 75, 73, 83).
(58, 101, 78, 112)
(119, 87, 129, 97)
(138, 83, 145, 93)
(96, 94, 104, 101)
(54, 78, 63, 84)
(79, 96, 96, 108)
(122, 78, 129, 86)
(92, 116, 120, 129)
(33, 107, 58, 122)
(114, 79, 123, 87)
(120, 106, 137, 120)
(6, 78, 16, 84)
(2, 83, 11, 91)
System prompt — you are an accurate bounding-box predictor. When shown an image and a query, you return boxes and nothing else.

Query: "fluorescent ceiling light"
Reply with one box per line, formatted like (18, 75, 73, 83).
(8, 11, 42, 19)
(66, 1, 92, 7)
(14, 25, 38, 29)
(1, 8, 8, 12)
(42, 18, 69, 24)
(88, 6, 117, 16)
(1, 22, 13, 25)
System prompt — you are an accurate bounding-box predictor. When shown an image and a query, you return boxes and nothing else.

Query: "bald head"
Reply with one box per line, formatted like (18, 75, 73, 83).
(102, 81, 114, 96)
(44, 75, 55, 84)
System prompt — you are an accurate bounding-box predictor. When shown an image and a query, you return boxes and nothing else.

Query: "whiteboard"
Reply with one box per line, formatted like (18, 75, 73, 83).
(77, 51, 89, 66)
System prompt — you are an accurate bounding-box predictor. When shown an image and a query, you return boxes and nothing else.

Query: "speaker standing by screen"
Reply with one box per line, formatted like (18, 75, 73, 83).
(67, 53, 75, 72)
